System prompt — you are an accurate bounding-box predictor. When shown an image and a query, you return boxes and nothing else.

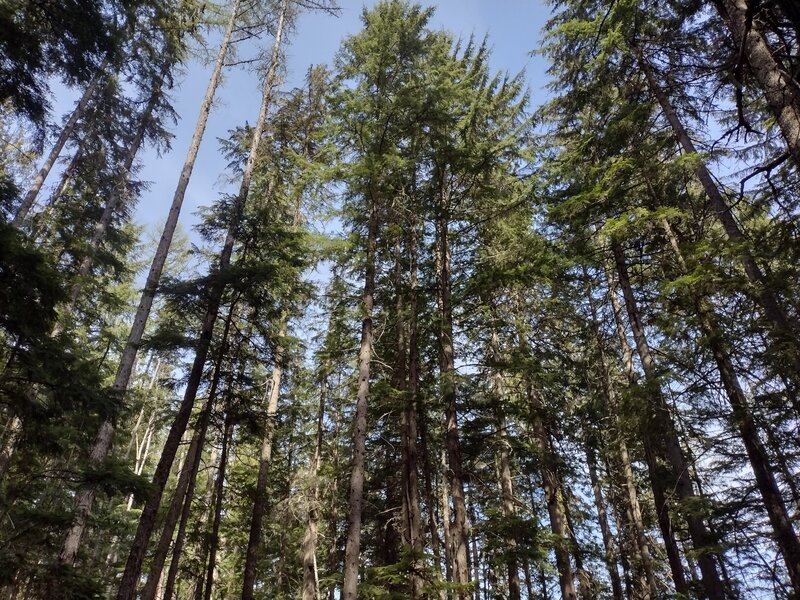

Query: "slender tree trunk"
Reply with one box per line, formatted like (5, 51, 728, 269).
(585, 443, 624, 600)
(636, 45, 800, 400)
(710, 0, 800, 167)
(392, 220, 424, 599)
(116, 4, 286, 594)
(241, 330, 286, 599)
(58, 1, 241, 567)
(608, 272, 689, 596)
(434, 190, 471, 597)
(141, 302, 238, 600)
(302, 375, 327, 600)
(139, 390, 216, 600)
(201, 415, 233, 600)
(0, 415, 22, 481)
(440, 448, 455, 586)
(14, 73, 104, 226)
(528, 390, 577, 600)
(419, 400, 447, 600)
(324, 384, 342, 600)
(468, 495, 481, 600)
(340, 188, 378, 600)
(612, 243, 725, 600)
(523, 559, 535, 600)
(661, 218, 800, 594)
(488, 323, 521, 600)
(585, 282, 657, 599)
(513, 308, 577, 600)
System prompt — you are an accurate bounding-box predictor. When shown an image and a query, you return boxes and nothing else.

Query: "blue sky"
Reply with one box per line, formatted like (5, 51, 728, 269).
(125, 0, 553, 235)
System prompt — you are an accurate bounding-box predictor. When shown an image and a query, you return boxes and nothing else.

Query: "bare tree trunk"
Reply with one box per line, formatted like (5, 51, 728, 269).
(585, 281, 657, 599)
(200, 415, 233, 600)
(606, 268, 689, 596)
(434, 192, 471, 597)
(612, 243, 725, 600)
(0, 415, 22, 481)
(487, 322, 520, 600)
(14, 73, 104, 226)
(585, 443, 624, 600)
(241, 331, 286, 599)
(302, 375, 327, 600)
(324, 384, 342, 600)
(140, 392, 216, 600)
(392, 222, 425, 599)
(419, 402, 447, 600)
(513, 308, 577, 600)
(341, 186, 378, 599)
(661, 217, 800, 594)
(440, 448, 455, 586)
(529, 392, 577, 600)
(58, 1, 242, 567)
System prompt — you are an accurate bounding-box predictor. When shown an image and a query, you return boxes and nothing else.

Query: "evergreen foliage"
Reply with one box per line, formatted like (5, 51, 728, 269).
(1, 0, 799, 598)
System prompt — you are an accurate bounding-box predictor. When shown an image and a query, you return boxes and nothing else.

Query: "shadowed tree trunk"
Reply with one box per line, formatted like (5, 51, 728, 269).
(635, 45, 800, 409)
(585, 280, 658, 599)
(58, 1, 242, 567)
(487, 319, 521, 600)
(301, 373, 327, 600)
(341, 191, 378, 600)
(710, 0, 800, 168)
(434, 183, 471, 597)
(584, 442, 624, 600)
(660, 217, 800, 594)
(115, 3, 288, 594)
(241, 328, 286, 599)
(612, 242, 725, 600)
(606, 267, 689, 596)
(200, 413, 233, 600)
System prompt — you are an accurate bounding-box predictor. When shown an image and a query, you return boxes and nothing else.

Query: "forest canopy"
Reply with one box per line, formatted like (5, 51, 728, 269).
(1, 0, 799, 598)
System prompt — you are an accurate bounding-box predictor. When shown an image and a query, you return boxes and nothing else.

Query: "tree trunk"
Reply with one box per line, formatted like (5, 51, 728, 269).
(606, 266, 689, 596)
(585, 280, 658, 600)
(200, 414, 233, 600)
(636, 45, 800, 400)
(58, 0, 242, 567)
(513, 308, 577, 600)
(340, 186, 378, 600)
(661, 217, 800, 594)
(395, 222, 424, 599)
(585, 443, 624, 600)
(529, 392, 577, 600)
(115, 3, 287, 593)
(241, 329, 286, 599)
(14, 73, 104, 227)
(0, 415, 22, 482)
(434, 190, 471, 597)
(302, 374, 327, 600)
(612, 243, 726, 600)
(419, 398, 447, 600)
(711, 0, 800, 167)
(488, 323, 521, 600)
(440, 448, 455, 586)
(139, 348, 223, 600)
